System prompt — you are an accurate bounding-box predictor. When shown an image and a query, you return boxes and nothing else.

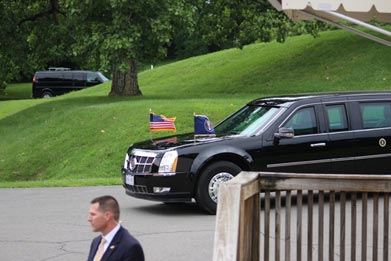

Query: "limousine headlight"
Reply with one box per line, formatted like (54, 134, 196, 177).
(158, 150, 178, 175)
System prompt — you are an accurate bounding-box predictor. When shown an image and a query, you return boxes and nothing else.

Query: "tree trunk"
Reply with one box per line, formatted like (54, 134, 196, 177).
(109, 59, 142, 96)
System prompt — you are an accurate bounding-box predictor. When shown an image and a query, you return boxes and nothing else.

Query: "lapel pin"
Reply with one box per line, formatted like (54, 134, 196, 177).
(110, 245, 116, 250)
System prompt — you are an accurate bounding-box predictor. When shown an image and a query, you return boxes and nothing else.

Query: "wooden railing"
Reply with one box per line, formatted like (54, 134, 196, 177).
(213, 172, 391, 261)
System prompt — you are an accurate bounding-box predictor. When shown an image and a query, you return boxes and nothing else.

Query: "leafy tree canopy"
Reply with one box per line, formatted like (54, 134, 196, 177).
(0, 0, 327, 95)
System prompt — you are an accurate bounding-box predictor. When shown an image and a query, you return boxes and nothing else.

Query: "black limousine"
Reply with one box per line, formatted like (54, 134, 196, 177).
(122, 92, 391, 213)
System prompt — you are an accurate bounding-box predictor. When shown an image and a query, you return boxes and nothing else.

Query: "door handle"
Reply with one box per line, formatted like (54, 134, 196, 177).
(310, 142, 326, 147)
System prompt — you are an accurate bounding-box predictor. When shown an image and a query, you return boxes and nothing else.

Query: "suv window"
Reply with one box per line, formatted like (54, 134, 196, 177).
(360, 102, 391, 129)
(63, 72, 73, 82)
(73, 72, 86, 86)
(326, 104, 348, 132)
(73, 72, 85, 81)
(284, 107, 318, 135)
(37, 72, 62, 81)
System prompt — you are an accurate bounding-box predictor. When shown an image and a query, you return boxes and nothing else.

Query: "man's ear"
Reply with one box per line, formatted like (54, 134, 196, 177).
(104, 211, 113, 221)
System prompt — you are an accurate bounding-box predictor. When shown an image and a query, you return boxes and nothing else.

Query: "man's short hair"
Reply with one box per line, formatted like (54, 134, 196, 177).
(91, 195, 120, 221)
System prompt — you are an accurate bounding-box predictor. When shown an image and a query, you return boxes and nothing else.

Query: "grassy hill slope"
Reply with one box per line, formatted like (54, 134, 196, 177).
(1, 29, 391, 187)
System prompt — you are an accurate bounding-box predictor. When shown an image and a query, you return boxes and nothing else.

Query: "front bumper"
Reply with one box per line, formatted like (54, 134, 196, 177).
(122, 169, 194, 203)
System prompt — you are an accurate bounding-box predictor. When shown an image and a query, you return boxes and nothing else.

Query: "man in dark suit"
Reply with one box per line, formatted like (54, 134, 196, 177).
(87, 195, 144, 261)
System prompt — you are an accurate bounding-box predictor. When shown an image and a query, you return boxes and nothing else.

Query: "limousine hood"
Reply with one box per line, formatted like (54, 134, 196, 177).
(130, 133, 234, 150)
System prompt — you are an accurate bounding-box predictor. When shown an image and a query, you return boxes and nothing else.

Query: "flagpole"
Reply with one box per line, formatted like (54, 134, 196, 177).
(193, 112, 196, 142)
(149, 108, 153, 142)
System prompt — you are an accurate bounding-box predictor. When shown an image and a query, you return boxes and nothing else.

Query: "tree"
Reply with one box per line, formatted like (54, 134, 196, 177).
(171, 0, 326, 58)
(65, 0, 193, 96)
(0, 0, 83, 85)
(0, 0, 326, 96)
(0, 0, 193, 96)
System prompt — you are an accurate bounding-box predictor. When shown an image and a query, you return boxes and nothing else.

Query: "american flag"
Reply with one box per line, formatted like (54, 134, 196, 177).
(150, 113, 176, 132)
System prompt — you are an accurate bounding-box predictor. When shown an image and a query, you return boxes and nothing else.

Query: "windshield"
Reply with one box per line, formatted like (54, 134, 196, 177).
(215, 105, 280, 136)
(97, 72, 110, 82)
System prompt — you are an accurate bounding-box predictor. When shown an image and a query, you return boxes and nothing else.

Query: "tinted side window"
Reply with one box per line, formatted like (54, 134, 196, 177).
(36, 72, 62, 81)
(73, 72, 85, 82)
(61, 72, 72, 87)
(284, 107, 318, 136)
(73, 72, 86, 87)
(63, 72, 73, 80)
(360, 102, 391, 129)
(326, 104, 348, 132)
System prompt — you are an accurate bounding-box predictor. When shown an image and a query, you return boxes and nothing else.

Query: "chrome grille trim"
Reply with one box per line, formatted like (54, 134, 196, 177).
(124, 150, 158, 174)
(133, 154, 154, 173)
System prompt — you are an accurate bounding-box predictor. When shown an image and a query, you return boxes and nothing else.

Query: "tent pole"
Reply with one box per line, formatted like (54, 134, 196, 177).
(298, 10, 391, 47)
(323, 10, 391, 37)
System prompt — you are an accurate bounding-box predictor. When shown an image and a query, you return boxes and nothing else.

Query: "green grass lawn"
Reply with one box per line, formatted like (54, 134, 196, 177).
(1, 29, 391, 187)
(0, 82, 32, 101)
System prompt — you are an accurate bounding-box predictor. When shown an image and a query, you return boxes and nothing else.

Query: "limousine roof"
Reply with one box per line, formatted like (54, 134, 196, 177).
(248, 92, 391, 107)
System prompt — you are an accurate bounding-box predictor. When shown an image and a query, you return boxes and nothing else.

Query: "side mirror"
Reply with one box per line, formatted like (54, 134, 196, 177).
(274, 127, 294, 140)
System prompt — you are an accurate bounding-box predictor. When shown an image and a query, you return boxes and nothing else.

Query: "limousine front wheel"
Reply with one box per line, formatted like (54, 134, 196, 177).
(196, 161, 241, 214)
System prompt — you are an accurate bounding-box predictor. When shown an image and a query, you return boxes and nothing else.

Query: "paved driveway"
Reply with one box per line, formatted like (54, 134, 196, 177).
(0, 186, 215, 261)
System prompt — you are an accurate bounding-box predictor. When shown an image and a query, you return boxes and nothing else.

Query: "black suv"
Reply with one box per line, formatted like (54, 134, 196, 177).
(121, 92, 391, 213)
(32, 69, 109, 98)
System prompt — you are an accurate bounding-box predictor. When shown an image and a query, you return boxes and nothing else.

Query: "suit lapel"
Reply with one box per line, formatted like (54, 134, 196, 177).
(89, 236, 101, 261)
(101, 226, 123, 261)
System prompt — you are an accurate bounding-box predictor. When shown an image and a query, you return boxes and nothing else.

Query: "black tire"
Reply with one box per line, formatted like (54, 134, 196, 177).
(42, 91, 53, 98)
(196, 161, 241, 214)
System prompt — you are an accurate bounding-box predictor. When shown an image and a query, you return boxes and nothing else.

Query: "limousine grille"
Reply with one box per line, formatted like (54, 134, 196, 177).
(124, 150, 157, 174)
(125, 184, 148, 194)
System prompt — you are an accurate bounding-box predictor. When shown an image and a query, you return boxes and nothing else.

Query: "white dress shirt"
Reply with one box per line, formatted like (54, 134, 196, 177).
(101, 223, 121, 253)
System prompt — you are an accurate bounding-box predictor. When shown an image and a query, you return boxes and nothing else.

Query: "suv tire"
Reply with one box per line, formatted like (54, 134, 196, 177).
(42, 91, 53, 98)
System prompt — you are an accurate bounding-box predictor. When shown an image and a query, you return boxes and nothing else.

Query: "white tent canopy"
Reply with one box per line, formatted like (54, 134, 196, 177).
(278, 0, 391, 15)
(268, 0, 391, 46)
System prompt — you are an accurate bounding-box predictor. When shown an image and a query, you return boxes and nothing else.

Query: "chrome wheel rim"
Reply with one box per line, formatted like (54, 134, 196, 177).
(208, 172, 234, 203)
